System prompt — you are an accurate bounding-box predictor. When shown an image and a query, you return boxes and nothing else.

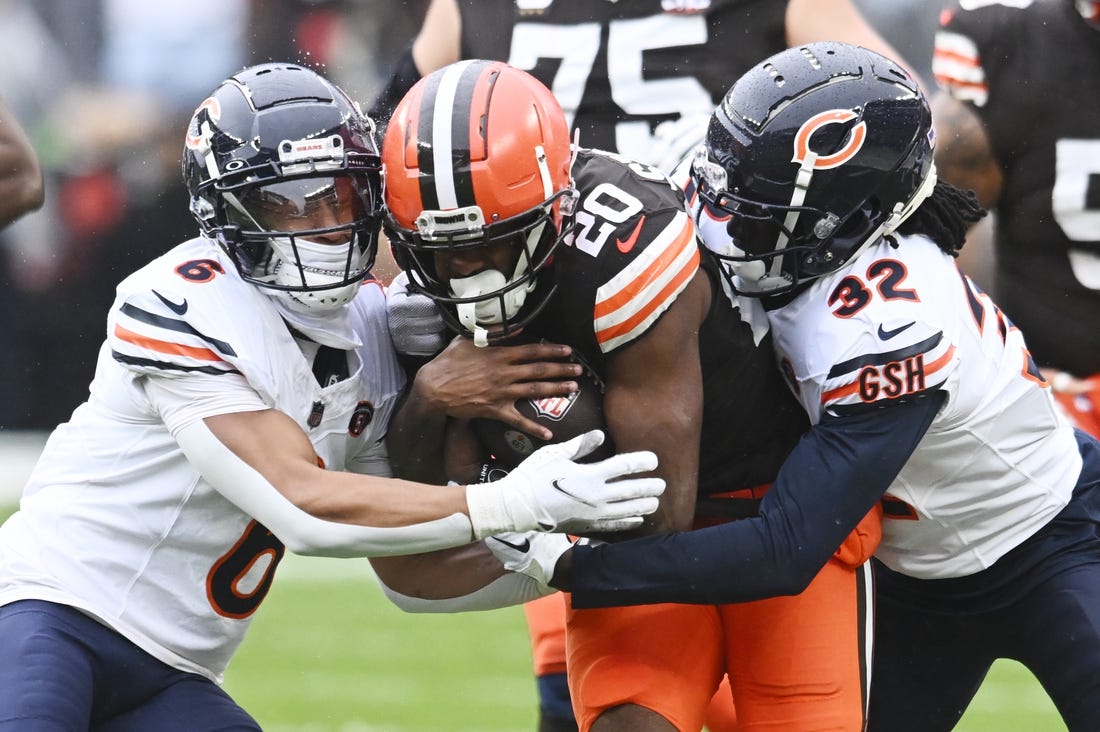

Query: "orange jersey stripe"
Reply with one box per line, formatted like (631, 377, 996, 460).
(923, 344, 956, 376)
(593, 218, 696, 320)
(114, 323, 226, 363)
(822, 380, 860, 404)
(934, 74, 988, 93)
(932, 47, 980, 67)
(595, 247, 700, 346)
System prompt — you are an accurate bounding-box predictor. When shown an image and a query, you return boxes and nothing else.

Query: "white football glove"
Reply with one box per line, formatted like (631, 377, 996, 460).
(465, 430, 663, 539)
(386, 270, 449, 358)
(487, 531, 603, 586)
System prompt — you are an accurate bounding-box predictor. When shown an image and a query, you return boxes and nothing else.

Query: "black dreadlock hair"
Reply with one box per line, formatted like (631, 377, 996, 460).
(893, 181, 986, 257)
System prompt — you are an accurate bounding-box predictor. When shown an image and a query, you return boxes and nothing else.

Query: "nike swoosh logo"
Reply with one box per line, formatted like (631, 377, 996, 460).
(877, 321, 916, 340)
(153, 290, 189, 315)
(616, 215, 646, 253)
(490, 536, 531, 552)
(551, 478, 596, 508)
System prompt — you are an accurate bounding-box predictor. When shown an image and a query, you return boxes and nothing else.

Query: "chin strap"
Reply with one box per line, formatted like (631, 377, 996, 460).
(769, 152, 818, 280)
(451, 269, 510, 347)
(448, 221, 545, 346)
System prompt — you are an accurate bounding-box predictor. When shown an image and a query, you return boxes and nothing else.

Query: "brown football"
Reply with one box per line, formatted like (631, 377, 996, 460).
(469, 366, 614, 469)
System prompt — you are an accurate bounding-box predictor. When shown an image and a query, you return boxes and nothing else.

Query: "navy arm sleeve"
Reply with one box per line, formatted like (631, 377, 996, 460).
(557, 390, 946, 607)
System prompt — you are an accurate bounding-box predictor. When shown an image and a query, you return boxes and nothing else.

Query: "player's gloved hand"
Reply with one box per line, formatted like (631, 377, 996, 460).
(465, 430, 663, 539)
(386, 270, 449, 358)
(486, 531, 604, 586)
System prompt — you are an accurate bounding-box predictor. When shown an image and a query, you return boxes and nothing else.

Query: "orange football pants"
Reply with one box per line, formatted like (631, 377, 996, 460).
(525, 593, 570, 677)
(524, 504, 881, 732)
(524, 575, 739, 729)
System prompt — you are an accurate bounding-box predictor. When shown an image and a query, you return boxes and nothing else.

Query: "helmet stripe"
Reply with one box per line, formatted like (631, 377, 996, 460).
(416, 60, 483, 212)
(415, 67, 444, 211)
(446, 62, 483, 210)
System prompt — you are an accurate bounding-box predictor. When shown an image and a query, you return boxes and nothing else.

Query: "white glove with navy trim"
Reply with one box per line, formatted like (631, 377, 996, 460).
(487, 531, 604, 586)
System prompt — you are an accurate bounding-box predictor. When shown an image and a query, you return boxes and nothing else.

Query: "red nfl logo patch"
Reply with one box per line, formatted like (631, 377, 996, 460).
(528, 391, 579, 421)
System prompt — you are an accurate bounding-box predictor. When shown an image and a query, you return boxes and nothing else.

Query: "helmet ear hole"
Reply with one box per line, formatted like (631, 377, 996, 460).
(833, 201, 876, 239)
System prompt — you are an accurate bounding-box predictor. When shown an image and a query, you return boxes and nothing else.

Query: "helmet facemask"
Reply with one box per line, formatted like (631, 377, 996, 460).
(387, 187, 576, 345)
(217, 169, 381, 312)
(692, 146, 823, 296)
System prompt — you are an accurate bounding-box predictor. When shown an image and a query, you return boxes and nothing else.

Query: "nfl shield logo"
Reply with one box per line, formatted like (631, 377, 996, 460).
(528, 392, 578, 421)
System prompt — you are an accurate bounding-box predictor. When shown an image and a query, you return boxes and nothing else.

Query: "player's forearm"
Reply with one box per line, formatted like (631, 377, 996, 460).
(378, 569, 554, 613)
(178, 417, 478, 557)
(603, 271, 708, 534)
(188, 410, 665, 555)
(604, 406, 699, 535)
(385, 377, 451, 484)
(370, 542, 507, 600)
(621, 387, 701, 534)
(202, 407, 462, 527)
(556, 393, 943, 605)
(558, 507, 835, 606)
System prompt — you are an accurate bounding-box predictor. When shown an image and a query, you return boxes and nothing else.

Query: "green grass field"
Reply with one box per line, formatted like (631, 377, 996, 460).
(0, 503, 1067, 730)
(224, 554, 1067, 732)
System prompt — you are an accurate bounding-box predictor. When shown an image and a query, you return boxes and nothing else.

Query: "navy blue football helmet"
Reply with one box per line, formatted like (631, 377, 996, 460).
(183, 63, 383, 312)
(690, 42, 937, 297)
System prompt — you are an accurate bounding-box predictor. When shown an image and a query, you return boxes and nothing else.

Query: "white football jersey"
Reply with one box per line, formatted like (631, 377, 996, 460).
(766, 234, 1081, 579)
(0, 236, 405, 681)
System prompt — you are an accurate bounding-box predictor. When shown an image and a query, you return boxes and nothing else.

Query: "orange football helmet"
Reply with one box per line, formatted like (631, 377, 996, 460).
(382, 59, 576, 344)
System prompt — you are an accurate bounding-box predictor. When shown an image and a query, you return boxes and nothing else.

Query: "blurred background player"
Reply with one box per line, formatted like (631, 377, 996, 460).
(0, 97, 44, 229)
(0, 62, 664, 732)
(372, 3, 915, 728)
(0, 0, 432, 430)
(377, 59, 880, 732)
(0, 96, 44, 429)
(931, 0, 1100, 437)
(371, 0, 918, 167)
(530, 41, 1100, 732)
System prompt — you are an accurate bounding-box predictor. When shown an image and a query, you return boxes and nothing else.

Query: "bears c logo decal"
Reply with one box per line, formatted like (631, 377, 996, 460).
(792, 109, 867, 170)
(185, 97, 221, 150)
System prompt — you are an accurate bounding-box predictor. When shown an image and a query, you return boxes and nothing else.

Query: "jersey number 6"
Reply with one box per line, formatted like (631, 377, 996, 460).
(206, 520, 286, 619)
